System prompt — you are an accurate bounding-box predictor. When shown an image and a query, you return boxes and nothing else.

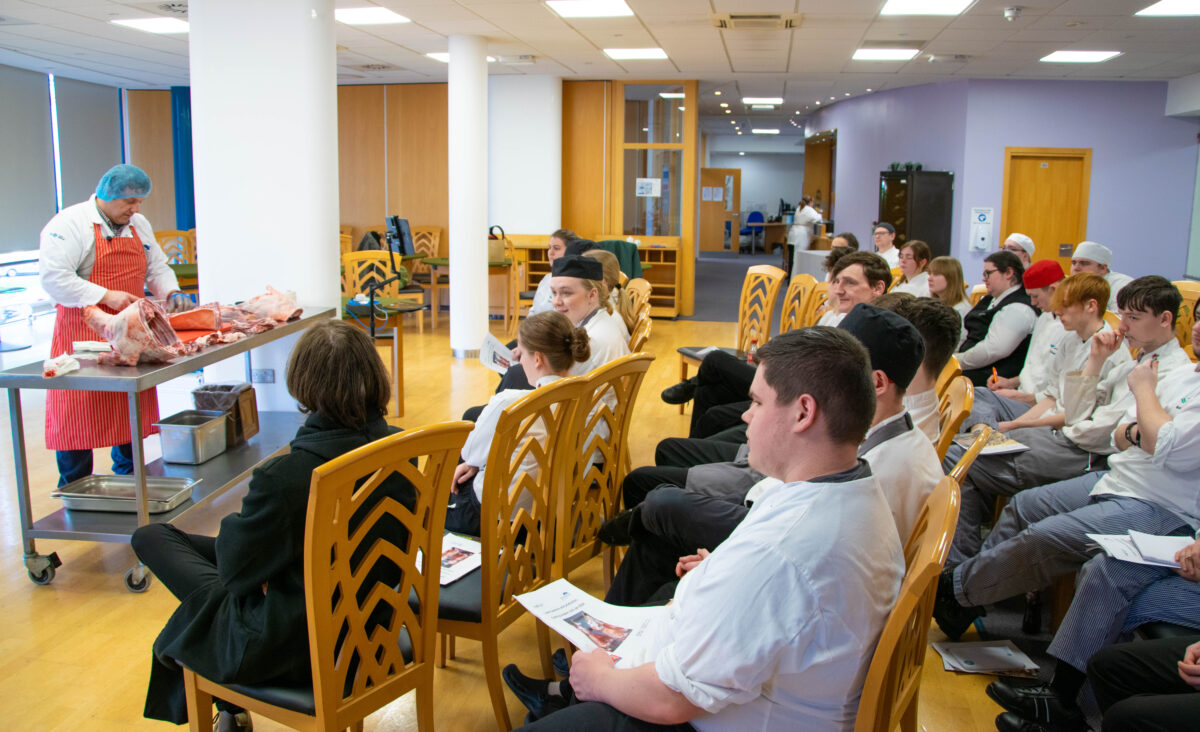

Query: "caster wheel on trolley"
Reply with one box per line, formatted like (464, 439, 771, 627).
(28, 565, 56, 585)
(24, 551, 61, 586)
(125, 566, 152, 593)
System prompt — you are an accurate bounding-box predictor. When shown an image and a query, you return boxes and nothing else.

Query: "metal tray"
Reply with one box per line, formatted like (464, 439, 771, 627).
(51, 475, 200, 513)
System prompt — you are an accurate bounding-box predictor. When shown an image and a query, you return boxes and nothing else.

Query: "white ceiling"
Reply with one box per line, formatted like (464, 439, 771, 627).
(0, 0, 1198, 138)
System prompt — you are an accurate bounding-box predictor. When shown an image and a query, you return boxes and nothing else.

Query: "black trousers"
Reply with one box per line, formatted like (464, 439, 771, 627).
(621, 465, 688, 509)
(694, 403, 748, 439)
(690, 350, 755, 437)
(1089, 635, 1200, 732)
(654, 437, 741, 470)
(517, 701, 695, 732)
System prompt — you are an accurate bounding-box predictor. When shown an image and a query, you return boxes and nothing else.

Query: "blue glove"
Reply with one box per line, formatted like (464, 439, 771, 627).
(166, 292, 195, 313)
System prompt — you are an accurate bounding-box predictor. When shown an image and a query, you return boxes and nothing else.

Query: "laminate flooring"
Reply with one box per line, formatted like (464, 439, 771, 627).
(0, 314, 1003, 731)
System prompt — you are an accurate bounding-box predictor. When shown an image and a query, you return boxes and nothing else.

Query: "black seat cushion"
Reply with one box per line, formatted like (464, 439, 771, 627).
(434, 567, 483, 623)
(677, 345, 744, 361)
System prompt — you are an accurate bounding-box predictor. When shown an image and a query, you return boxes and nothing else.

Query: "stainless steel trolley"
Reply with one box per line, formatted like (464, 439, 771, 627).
(0, 307, 334, 591)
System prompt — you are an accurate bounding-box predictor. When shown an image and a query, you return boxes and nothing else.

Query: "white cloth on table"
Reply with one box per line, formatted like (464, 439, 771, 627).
(39, 195, 177, 307)
(956, 285, 1038, 371)
(632, 469, 904, 732)
(891, 271, 930, 298)
(788, 205, 823, 273)
(527, 273, 553, 317)
(903, 388, 940, 443)
(459, 375, 559, 504)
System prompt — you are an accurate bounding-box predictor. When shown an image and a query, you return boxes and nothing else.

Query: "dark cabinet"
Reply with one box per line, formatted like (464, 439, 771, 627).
(878, 170, 954, 259)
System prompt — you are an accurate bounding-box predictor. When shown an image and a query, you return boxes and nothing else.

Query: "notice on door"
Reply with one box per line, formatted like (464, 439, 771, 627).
(636, 178, 662, 198)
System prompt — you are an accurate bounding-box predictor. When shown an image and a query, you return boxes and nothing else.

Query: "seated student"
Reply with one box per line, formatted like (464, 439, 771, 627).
(130, 320, 406, 731)
(933, 341, 1200, 647)
(893, 297, 963, 443)
(822, 244, 855, 282)
(969, 260, 1067, 430)
(446, 311, 590, 536)
(1001, 232, 1035, 268)
(928, 255, 973, 331)
(503, 327, 905, 731)
(602, 304, 937, 608)
(583, 248, 636, 344)
(957, 250, 1038, 386)
(527, 229, 579, 317)
(1071, 240, 1133, 312)
(873, 221, 901, 268)
(892, 239, 932, 297)
(943, 273, 1139, 563)
(829, 231, 859, 251)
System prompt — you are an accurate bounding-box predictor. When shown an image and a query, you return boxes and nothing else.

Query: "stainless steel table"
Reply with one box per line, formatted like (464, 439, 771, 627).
(1, 306, 335, 590)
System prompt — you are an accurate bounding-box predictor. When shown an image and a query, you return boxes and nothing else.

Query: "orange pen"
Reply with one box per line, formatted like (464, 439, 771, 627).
(991, 367, 998, 383)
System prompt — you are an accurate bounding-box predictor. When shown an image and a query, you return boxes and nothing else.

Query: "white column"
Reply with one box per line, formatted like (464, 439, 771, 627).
(488, 76, 562, 233)
(188, 0, 339, 408)
(447, 34, 489, 357)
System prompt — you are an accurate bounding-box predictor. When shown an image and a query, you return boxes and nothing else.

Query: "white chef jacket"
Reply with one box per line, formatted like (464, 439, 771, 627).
(1042, 320, 1129, 416)
(459, 375, 559, 504)
(876, 246, 900, 269)
(635, 467, 904, 732)
(892, 271, 930, 298)
(1017, 311, 1067, 401)
(1092, 365, 1200, 528)
(817, 310, 846, 327)
(1105, 270, 1133, 312)
(861, 411, 942, 543)
(571, 308, 630, 377)
(957, 285, 1038, 371)
(39, 195, 177, 307)
(527, 273, 553, 317)
(903, 388, 941, 443)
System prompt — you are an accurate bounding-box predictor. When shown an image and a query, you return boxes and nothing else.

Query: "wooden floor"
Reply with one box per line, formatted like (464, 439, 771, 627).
(0, 313, 1003, 731)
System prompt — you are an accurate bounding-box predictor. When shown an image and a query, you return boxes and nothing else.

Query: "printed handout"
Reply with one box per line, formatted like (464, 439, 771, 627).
(516, 579, 665, 668)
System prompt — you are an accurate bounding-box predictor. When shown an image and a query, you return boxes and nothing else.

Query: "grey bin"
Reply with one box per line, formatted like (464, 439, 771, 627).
(154, 410, 228, 464)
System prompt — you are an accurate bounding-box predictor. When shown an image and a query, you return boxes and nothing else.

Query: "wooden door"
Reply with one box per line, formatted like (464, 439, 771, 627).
(1001, 147, 1091, 270)
(699, 168, 740, 252)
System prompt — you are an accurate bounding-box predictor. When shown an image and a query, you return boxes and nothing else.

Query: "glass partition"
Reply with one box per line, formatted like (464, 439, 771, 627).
(623, 84, 685, 144)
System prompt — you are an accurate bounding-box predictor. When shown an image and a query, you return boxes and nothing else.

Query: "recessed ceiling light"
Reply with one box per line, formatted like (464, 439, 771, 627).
(737, 131, 743, 135)
(659, 92, 685, 98)
(335, 8, 410, 24)
(844, 92, 851, 96)
(867, 88, 873, 92)
(426, 53, 497, 63)
(547, 0, 633, 18)
(725, 109, 732, 114)
(738, 152, 745, 156)
(719, 103, 729, 108)
(110, 18, 188, 33)
(815, 100, 821, 105)
(1040, 50, 1122, 63)
(1136, 0, 1200, 16)
(730, 120, 736, 124)
(743, 97, 783, 105)
(604, 48, 668, 60)
(713, 90, 722, 96)
(854, 48, 920, 61)
(752, 128, 780, 134)
(829, 96, 836, 100)
(880, 0, 972, 15)
(678, 106, 685, 111)
(751, 104, 774, 110)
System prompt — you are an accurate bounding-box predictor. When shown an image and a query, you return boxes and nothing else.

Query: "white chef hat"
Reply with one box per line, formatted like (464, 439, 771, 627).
(1071, 241, 1112, 266)
(1004, 233, 1035, 255)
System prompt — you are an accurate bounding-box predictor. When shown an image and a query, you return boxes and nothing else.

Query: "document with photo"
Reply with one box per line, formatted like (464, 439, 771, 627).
(480, 334, 515, 374)
(516, 579, 664, 668)
(438, 533, 483, 585)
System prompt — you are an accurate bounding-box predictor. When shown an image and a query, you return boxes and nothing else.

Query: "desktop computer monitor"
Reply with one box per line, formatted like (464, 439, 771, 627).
(385, 216, 415, 256)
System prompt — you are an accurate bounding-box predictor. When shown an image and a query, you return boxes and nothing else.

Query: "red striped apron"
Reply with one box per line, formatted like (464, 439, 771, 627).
(45, 223, 159, 450)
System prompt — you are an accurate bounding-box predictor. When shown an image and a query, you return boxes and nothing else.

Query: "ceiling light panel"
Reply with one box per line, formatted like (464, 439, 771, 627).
(1136, 0, 1200, 15)
(110, 18, 189, 33)
(752, 129, 780, 134)
(742, 97, 783, 104)
(546, 0, 634, 18)
(426, 53, 497, 63)
(335, 8, 410, 25)
(604, 48, 668, 60)
(1040, 50, 1122, 63)
(880, 0, 973, 15)
(853, 48, 920, 61)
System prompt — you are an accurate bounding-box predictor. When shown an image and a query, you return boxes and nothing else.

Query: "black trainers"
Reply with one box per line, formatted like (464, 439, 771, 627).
(552, 647, 570, 678)
(995, 712, 1051, 732)
(598, 506, 641, 546)
(932, 567, 985, 640)
(986, 680, 1086, 729)
(502, 664, 562, 721)
(660, 377, 698, 405)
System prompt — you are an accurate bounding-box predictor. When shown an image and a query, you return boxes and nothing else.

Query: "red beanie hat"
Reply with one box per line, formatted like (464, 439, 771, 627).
(1023, 259, 1065, 290)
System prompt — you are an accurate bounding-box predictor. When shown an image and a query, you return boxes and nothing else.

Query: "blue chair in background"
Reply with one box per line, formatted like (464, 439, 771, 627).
(739, 210, 765, 254)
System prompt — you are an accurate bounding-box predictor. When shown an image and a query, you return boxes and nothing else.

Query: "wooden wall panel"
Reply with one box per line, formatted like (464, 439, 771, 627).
(804, 137, 834, 219)
(125, 90, 176, 231)
(562, 81, 609, 238)
(337, 85, 386, 245)
(386, 83, 449, 255)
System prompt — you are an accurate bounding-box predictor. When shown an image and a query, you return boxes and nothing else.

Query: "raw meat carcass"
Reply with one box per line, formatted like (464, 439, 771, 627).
(240, 286, 302, 322)
(168, 302, 222, 332)
(219, 305, 277, 335)
(83, 299, 180, 366)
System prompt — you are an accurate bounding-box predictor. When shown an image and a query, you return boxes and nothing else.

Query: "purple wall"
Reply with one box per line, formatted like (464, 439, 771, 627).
(811, 79, 1200, 280)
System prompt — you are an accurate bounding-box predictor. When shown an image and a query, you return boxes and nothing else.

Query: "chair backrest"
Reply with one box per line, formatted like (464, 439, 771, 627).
(935, 376, 974, 461)
(628, 311, 653, 352)
(888, 267, 903, 291)
(410, 226, 442, 273)
(480, 376, 588, 620)
(856, 476, 960, 732)
(342, 251, 402, 299)
(746, 210, 764, 225)
(339, 233, 353, 256)
(555, 353, 655, 579)
(736, 265, 787, 351)
(1173, 280, 1200, 350)
(949, 426, 993, 486)
(795, 281, 830, 328)
(968, 283, 987, 305)
(780, 273, 817, 334)
(155, 229, 195, 264)
(1103, 309, 1121, 334)
(626, 278, 652, 317)
(304, 421, 471, 728)
(934, 356, 962, 400)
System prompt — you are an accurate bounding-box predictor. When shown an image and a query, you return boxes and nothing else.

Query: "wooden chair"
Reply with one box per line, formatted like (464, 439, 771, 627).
(626, 278, 652, 319)
(934, 356, 962, 400)
(436, 377, 586, 731)
(156, 229, 196, 264)
(1103, 309, 1121, 334)
(779, 273, 817, 334)
(555, 354, 654, 586)
(949, 426, 993, 485)
(410, 226, 446, 329)
(181, 421, 471, 732)
(338, 233, 353, 257)
(888, 267, 903, 292)
(855, 476, 961, 732)
(502, 238, 520, 337)
(1172, 280, 1200, 351)
(968, 284, 988, 305)
(628, 310, 653, 352)
(796, 280, 831, 328)
(935, 376, 974, 462)
(676, 265, 785, 413)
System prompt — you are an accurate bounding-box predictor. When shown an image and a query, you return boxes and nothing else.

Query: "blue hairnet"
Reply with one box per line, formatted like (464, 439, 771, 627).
(95, 164, 152, 201)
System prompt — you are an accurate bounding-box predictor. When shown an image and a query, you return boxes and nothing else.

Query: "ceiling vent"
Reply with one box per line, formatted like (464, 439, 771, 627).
(712, 13, 801, 30)
(156, 2, 188, 15)
(352, 63, 399, 72)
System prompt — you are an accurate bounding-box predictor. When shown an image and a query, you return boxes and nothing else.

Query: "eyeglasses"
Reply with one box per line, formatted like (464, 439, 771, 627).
(873, 231, 888, 237)
(982, 268, 999, 278)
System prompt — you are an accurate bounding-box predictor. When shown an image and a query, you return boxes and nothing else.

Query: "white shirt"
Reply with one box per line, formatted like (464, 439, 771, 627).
(817, 310, 846, 327)
(1018, 311, 1068, 400)
(787, 205, 823, 250)
(1105, 271, 1133, 312)
(903, 388, 940, 443)
(38, 195, 178, 307)
(957, 285, 1038, 371)
(1042, 321, 1128, 416)
(459, 375, 558, 504)
(891, 271, 930, 298)
(571, 307, 630, 377)
(876, 246, 900, 269)
(527, 273, 553, 317)
(1061, 339, 1192, 454)
(952, 300, 973, 347)
(638, 471, 904, 732)
(1092, 366, 1200, 528)
(861, 411, 942, 543)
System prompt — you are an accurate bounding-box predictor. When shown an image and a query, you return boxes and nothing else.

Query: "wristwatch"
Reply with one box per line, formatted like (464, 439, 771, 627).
(1125, 422, 1141, 448)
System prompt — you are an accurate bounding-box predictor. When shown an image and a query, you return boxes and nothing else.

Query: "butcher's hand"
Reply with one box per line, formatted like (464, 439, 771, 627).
(99, 289, 138, 311)
(166, 291, 195, 313)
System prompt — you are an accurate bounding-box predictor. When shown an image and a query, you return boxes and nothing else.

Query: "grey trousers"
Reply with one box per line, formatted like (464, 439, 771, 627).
(953, 472, 1191, 608)
(944, 425, 1109, 565)
(968, 388, 1032, 430)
